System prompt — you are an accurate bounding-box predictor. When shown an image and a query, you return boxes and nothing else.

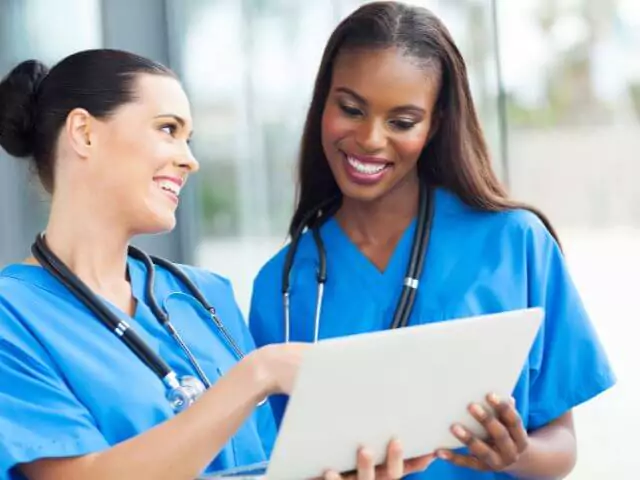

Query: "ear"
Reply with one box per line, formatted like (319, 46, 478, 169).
(64, 108, 94, 158)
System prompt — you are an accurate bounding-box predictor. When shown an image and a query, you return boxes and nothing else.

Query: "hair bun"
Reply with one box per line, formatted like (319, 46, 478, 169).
(0, 60, 49, 158)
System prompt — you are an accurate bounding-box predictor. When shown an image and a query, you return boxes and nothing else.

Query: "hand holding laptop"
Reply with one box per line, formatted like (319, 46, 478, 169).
(434, 393, 528, 472)
(322, 391, 528, 478)
(262, 308, 542, 479)
(321, 439, 435, 479)
(206, 309, 541, 479)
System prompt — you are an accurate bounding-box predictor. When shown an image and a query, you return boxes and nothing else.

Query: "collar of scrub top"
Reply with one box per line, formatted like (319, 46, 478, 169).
(30, 233, 254, 412)
(281, 181, 435, 343)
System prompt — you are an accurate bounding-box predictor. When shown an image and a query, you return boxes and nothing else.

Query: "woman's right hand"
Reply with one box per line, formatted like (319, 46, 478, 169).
(248, 342, 310, 396)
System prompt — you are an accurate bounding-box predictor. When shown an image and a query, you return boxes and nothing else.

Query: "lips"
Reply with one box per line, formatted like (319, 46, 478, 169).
(347, 155, 387, 174)
(341, 151, 392, 186)
(153, 176, 183, 203)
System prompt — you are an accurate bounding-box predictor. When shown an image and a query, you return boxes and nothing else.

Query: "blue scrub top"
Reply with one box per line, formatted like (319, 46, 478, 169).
(0, 258, 276, 480)
(249, 187, 615, 479)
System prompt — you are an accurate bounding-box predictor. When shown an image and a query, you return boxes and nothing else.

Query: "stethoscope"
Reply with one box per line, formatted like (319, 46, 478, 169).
(281, 181, 435, 343)
(31, 233, 246, 413)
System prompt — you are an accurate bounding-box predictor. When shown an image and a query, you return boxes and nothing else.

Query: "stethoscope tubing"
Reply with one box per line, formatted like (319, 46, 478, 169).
(31, 234, 245, 391)
(281, 182, 435, 343)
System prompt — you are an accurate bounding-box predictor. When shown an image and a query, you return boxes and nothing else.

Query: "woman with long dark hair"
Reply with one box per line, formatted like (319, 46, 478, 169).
(249, 2, 614, 478)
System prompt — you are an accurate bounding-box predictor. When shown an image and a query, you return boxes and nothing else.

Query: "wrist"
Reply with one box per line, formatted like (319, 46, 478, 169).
(502, 437, 537, 477)
(241, 348, 277, 400)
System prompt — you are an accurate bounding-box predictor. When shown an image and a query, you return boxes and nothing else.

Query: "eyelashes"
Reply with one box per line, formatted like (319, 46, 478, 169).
(389, 119, 416, 131)
(339, 103, 363, 117)
(337, 103, 419, 131)
(159, 123, 192, 144)
(160, 123, 178, 136)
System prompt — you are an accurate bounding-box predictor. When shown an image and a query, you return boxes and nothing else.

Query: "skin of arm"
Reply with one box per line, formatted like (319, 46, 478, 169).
(20, 346, 281, 480)
(439, 395, 577, 479)
(503, 412, 576, 479)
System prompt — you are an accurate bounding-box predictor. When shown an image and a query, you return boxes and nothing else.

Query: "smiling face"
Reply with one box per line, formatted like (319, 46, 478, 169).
(82, 73, 198, 235)
(321, 47, 440, 203)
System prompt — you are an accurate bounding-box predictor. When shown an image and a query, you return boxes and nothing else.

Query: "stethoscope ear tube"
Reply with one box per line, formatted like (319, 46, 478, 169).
(311, 226, 327, 343)
(311, 226, 327, 284)
(282, 183, 435, 343)
(389, 182, 428, 329)
(390, 182, 434, 330)
(132, 246, 245, 368)
(32, 234, 173, 380)
(282, 196, 336, 295)
(148, 253, 215, 313)
(281, 197, 337, 344)
(396, 185, 435, 329)
(31, 235, 253, 413)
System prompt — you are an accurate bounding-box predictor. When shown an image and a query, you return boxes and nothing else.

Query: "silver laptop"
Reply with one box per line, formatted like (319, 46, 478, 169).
(204, 308, 543, 480)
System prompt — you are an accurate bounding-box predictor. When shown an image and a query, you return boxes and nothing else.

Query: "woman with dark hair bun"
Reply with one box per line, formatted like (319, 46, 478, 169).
(0, 49, 428, 480)
(249, 2, 615, 479)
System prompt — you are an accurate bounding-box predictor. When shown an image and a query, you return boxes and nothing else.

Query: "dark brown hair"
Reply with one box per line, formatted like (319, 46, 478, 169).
(0, 49, 175, 193)
(289, 1, 559, 244)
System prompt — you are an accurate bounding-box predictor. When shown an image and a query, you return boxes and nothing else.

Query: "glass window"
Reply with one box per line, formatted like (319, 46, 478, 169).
(0, 0, 102, 265)
(499, 1, 639, 477)
(170, 0, 503, 311)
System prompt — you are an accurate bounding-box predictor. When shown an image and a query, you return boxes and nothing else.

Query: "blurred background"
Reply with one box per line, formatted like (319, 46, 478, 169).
(0, 0, 637, 476)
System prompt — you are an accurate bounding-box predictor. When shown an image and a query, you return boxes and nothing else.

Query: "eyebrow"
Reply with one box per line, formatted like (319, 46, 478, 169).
(155, 113, 187, 126)
(334, 87, 426, 115)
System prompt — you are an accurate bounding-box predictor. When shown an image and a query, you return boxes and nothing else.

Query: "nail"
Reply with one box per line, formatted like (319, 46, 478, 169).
(389, 437, 402, 452)
(488, 393, 500, 404)
(359, 447, 372, 461)
(470, 403, 487, 419)
(452, 424, 467, 439)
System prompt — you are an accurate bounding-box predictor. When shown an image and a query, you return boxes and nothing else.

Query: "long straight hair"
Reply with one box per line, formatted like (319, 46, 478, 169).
(289, 1, 560, 246)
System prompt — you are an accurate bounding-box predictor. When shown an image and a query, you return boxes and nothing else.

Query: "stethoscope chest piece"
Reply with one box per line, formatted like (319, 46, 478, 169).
(31, 233, 252, 414)
(164, 373, 207, 413)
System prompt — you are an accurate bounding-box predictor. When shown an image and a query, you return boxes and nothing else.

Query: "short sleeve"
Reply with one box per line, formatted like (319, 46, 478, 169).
(248, 261, 286, 350)
(0, 333, 109, 479)
(525, 218, 616, 429)
(248, 288, 269, 349)
(248, 273, 291, 430)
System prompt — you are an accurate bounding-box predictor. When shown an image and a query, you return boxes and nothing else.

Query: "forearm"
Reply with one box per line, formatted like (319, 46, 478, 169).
(504, 414, 576, 479)
(93, 357, 268, 480)
(21, 353, 270, 480)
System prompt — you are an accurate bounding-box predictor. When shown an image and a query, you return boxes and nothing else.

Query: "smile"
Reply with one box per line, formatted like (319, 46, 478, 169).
(346, 155, 387, 175)
(153, 176, 183, 202)
(340, 152, 392, 186)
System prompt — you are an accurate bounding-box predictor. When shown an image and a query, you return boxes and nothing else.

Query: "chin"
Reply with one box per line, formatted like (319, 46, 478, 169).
(137, 211, 177, 235)
(336, 180, 392, 204)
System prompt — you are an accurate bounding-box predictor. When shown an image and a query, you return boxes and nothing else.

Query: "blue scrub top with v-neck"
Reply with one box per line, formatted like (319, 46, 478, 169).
(249, 187, 615, 480)
(0, 258, 276, 480)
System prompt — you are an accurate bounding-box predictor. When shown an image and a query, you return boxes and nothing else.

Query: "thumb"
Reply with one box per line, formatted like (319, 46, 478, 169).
(323, 470, 344, 480)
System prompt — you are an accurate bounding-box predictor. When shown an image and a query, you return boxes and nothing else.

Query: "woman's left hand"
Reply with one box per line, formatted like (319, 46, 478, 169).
(323, 439, 435, 479)
(435, 393, 529, 472)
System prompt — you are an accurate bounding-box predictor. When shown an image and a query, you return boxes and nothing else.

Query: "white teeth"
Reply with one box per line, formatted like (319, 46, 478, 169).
(347, 155, 386, 175)
(156, 180, 181, 196)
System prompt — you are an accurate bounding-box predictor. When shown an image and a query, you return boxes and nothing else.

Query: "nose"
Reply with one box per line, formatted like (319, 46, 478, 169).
(354, 118, 387, 154)
(176, 144, 200, 173)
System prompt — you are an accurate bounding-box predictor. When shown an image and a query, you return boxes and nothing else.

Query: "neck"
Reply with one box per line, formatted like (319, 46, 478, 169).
(336, 173, 420, 245)
(40, 194, 132, 293)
